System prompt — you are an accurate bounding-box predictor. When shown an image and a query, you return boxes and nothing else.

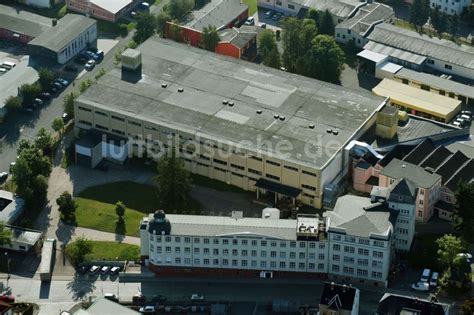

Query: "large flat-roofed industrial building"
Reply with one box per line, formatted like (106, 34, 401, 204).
(74, 37, 387, 209)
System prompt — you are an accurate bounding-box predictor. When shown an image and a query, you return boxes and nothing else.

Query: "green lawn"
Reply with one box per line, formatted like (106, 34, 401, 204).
(75, 181, 202, 236)
(84, 241, 140, 262)
(243, 0, 257, 15)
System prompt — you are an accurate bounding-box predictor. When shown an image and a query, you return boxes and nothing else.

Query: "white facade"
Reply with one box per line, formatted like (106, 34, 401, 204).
(57, 23, 97, 64)
(20, 0, 63, 8)
(327, 228, 392, 287)
(388, 199, 415, 252)
(430, 0, 471, 15)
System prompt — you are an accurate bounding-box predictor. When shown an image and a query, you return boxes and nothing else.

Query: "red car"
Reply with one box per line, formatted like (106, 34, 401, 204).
(0, 295, 15, 303)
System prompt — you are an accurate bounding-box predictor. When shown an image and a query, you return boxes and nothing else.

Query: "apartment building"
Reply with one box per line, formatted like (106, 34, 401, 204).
(140, 187, 411, 287)
(74, 38, 386, 209)
(430, 0, 471, 15)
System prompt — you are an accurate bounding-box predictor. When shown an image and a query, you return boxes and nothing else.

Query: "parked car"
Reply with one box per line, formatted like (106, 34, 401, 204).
(100, 266, 110, 274)
(461, 110, 472, 117)
(190, 294, 204, 301)
(430, 272, 439, 287)
(85, 60, 95, 71)
(9, 162, 16, 173)
(89, 265, 100, 274)
(412, 282, 430, 291)
(53, 82, 63, 89)
(457, 253, 472, 262)
(264, 10, 273, 19)
(139, 2, 150, 10)
(244, 16, 255, 25)
(93, 50, 104, 62)
(56, 78, 69, 86)
(110, 266, 121, 274)
(39, 92, 51, 100)
(151, 294, 166, 303)
(65, 65, 78, 72)
(62, 112, 71, 123)
(139, 305, 155, 313)
(272, 12, 282, 20)
(420, 268, 431, 282)
(34, 98, 43, 106)
(258, 22, 267, 28)
(453, 120, 462, 128)
(85, 51, 96, 59)
(0, 172, 8, 182)
(104, 293, 118, 302)
(21, 107, 34, 114)
(86, 47, 99, 54)
(0, 295, 15, 303)
(131, 11, 137, 17)
(460, 114, 472, 122)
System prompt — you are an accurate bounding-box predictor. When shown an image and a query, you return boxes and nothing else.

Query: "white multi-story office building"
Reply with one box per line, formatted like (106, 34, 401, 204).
(430, 0, 471, 15)
(140, 186, 414, 287)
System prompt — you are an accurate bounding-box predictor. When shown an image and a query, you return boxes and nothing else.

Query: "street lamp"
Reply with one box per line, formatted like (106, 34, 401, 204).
(4, 252, 10, 287)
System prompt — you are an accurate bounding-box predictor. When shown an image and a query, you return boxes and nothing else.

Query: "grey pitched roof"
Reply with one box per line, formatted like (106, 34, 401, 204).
(380, 158, 441, 188)
(147, 213, 299, 240)
(388, 179, 417, 203)
(367, 23, 474, 70)
(0, 4, 52, 38)
(7, 225, 42, 246)
(218, 26, 257, 49)
(295, 0, 363, 19)
(327, 195, 394, 238)
(185, 0, 248, 32)
(28, 14, 96, 53)
(336, 2, 394, 36)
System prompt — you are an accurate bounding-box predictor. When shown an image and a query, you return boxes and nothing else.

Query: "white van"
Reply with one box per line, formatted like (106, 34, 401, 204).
(1, 61, 16, 70)
(420, 268, 431, 282)
(0, 68, 6, 75)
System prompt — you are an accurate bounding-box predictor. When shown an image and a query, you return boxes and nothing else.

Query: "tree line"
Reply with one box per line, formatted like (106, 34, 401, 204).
(410, 0, 459, 37)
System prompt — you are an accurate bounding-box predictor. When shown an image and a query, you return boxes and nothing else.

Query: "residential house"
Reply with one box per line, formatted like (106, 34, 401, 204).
(318, 282, 360, 315)
(377, 293, 450, 315)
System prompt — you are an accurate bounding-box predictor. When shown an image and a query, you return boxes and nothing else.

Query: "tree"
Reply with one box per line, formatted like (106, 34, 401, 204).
(0, 223, 11, 247)
(438, 12, 448, 35)
(63, 92, 75, 117)
(306, 8, 320, 27)
(258, 30, 280, 68)
(306, 35, 345, 83)
(410, 0, 430, 28)
(134, 12, 157, 44)
(38, 68, 55, 90)
(436, 234, 464, 269)
(449, 14, 459, 37)
(155, 147, 192, 213)
(461, 298, 474, 315)
(56, 191, 76, 216)
(51, 117, 65, 134)
(167, 0, 195, 20)
(430, 6, 441, 33)
(200, 25, 220, 51)
(156, 11, 171, 36)
(281, 17, 306, 72)
(35, 128, 54, 156)
(319, 10, 334, 35)
(66, 237, 92, 266)
(19, 83, 41, 105)
(453, 181, 474, 242)
(4, 96, 22, 112)
(115, 201, 126, 221)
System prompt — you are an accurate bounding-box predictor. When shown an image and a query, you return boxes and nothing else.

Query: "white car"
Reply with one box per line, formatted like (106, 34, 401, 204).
(420, 268, 431, 282)
(458, 253, 472, 261)
(85, 60, 95, 71)
(430, 272, 439, 287)
(139, 305, 155, 313)
(190, 294, 204, 301)
(412, 282, 430, 291)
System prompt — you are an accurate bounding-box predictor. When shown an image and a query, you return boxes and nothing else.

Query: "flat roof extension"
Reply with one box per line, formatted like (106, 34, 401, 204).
(373, 79, 461, 119)
(78, 37, 385, 168)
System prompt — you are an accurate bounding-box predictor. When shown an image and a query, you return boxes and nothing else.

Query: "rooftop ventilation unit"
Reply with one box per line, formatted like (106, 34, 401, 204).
(223, 100, 228, 105)
(279, 115, 285, 121)
(228, 101, 234, 107)
(256, 110, 262, 114)
(161, 83, 167, 88)
(332, 130, 339, 135)
(309, 124, 315, 129)
(326, 128, 332, 133)
(274, 114, 280, 119)
(178, 88, 184, 93)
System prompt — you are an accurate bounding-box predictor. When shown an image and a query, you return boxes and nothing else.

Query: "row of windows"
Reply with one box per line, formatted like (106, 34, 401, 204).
(332, 244, 384, 258)
(160, 257, 325, 270)
(153, 236, 326, 249)
(332, 265, 383, 279)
